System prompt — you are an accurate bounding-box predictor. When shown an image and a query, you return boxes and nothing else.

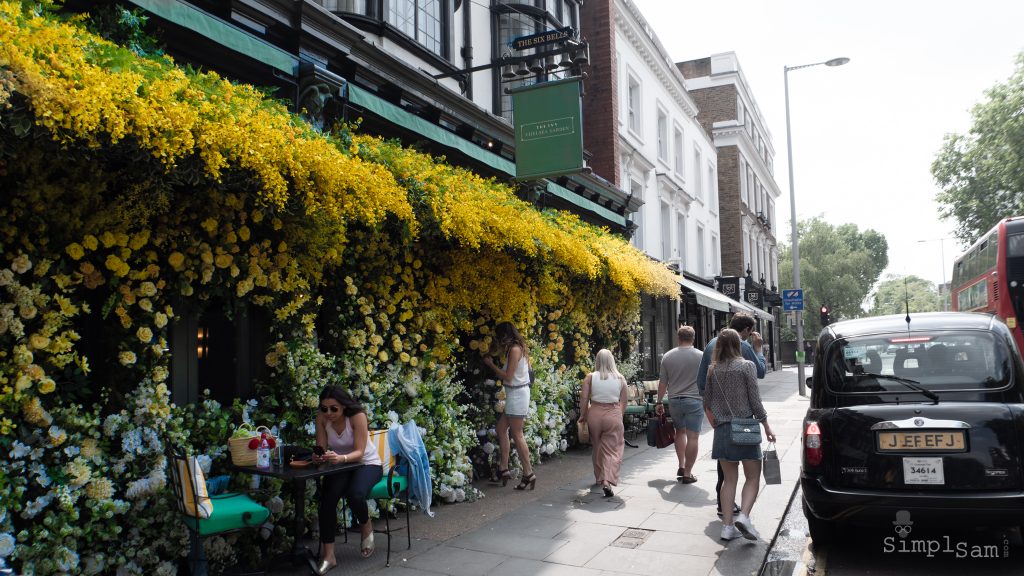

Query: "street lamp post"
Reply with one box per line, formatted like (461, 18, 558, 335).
(918, 237, 951, 310)
(785, 56, 849, 397)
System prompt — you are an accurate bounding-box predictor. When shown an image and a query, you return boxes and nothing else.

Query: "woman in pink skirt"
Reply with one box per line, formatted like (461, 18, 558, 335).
(579, 349, 628, 497)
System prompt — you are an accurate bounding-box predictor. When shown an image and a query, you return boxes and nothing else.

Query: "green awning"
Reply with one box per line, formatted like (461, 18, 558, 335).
(545, 181, 626, 227)
(347, 84, 516, 177)
(127, 0, 298, 76)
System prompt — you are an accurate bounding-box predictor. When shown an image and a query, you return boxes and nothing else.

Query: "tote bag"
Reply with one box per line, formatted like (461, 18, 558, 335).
(763, 442, 782, 484)
(647, 414, 675, 449)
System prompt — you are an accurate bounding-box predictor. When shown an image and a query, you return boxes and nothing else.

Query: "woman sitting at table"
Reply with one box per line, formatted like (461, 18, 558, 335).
(313, 385, 383, 574)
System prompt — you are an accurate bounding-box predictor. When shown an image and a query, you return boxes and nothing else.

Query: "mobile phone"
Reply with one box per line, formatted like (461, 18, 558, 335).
(313, 445, 325, 456)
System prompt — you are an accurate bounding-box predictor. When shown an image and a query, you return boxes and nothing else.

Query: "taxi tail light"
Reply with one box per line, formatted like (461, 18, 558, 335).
(804, 421, 823, 468)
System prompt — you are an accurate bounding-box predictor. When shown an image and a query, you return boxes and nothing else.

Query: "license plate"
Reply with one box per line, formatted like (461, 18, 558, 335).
(877, 431, 966, 452)
(903, 457, 944, 485)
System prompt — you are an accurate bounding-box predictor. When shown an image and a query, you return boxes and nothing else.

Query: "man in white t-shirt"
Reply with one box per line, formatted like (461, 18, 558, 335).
(655, 325, 704, 483)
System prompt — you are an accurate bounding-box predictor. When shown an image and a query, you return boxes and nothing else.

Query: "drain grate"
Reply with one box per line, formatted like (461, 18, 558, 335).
(610, 528, 654, 549)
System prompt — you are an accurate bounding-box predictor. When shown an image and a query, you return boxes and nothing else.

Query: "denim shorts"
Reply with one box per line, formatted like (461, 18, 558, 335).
(668, 397, 703, 432)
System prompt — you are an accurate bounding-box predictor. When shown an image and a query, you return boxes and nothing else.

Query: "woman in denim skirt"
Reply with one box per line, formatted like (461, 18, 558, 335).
(703, 329, 776, 542)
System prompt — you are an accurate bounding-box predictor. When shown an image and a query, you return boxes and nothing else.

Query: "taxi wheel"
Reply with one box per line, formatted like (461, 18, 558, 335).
(802, 497, 837, 546)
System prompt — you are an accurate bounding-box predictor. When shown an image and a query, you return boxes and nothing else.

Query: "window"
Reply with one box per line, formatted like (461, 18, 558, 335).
(660, 201, 671, 261)
(627, 74, 642, 135)
(387, 0, 444, 56)
(738, 159, 746, 205)
(708, 164, 717, 213)
(747, 168, 755, 207)
(629, 178, 644, 250)
(673, 126, 684, 175)
(677, 214, 686, 265)
(696, 223, 706, 275)
(693, 149, 702, 202)
(711, 233, 720, 276)
(657, 108, 668, 161)
(736, 97, 745, 125)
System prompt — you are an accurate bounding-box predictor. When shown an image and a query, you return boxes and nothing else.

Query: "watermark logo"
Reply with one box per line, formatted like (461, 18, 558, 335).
(882, 510, 1009, 559)
(894, 510, 913, 538)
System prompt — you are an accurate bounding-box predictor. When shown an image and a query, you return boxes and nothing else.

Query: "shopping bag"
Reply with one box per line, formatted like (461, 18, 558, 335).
(647, 414, 675, 449)
(762, 442, 781, 485)
(576, 420, 590, 445)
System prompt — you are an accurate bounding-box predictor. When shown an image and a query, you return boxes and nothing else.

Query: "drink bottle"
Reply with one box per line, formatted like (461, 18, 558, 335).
(256, 436, 271, 469)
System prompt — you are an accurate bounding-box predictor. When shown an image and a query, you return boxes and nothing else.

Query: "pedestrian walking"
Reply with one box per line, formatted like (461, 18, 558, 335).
(703, 329, 776, 541)
(696, 313, 766, 518)
(655, 325, 704, 483)
(483, 321, 537, 490)
(579, 349, 627, 497)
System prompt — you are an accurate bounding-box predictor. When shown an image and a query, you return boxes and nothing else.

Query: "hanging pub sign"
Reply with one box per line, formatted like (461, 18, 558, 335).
(745, 286, 763, 308)
(511, 77, 584, 181)
(718, 277, 740, 301)
(512, 27, 574, 50)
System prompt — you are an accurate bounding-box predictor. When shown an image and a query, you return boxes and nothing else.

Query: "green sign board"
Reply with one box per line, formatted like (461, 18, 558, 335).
(510, 77, 584, 181)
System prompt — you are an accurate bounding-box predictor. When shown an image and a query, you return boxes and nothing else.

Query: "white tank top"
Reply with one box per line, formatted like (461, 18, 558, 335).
(326, 417, 382, 466)
(590, 372, 623, 403)
(503, 354, 531, 388)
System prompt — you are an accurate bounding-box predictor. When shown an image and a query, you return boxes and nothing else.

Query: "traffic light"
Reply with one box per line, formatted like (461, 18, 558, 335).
(820, 305, 831, 327)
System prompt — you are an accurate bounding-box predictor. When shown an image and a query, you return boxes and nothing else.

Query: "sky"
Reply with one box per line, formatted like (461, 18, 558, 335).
(631, 0, 1024, 291)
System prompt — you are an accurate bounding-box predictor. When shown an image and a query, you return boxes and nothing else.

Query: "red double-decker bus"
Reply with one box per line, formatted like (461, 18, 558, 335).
(950, 216, 1024, 354)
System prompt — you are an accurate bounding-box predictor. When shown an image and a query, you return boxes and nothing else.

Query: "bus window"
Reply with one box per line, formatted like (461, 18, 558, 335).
(1008, 233, 1024, 258)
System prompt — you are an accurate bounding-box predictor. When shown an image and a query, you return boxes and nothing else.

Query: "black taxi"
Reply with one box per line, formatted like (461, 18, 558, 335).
(800, 312, 1024, 543)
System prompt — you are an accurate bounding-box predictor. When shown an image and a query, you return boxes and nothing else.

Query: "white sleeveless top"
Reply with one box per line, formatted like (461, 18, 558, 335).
(590, 372, 623, 403)
(503, 354, 531, 388)
(326, 416, 381, 466)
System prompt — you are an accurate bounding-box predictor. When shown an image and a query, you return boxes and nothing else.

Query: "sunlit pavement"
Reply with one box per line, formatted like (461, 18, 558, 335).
(270, 367, 809, 576)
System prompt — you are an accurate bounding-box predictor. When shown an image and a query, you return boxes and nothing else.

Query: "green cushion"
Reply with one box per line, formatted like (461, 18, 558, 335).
(182, 493, 270, 536)
(368, 474, 408, 500)
(623, 405, 647, 416)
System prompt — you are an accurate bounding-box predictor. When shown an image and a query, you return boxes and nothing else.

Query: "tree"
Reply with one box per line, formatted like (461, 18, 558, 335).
(932, 52, 1024, 245)
(779, 217, 889, 339)
(869, 274, 940, 316)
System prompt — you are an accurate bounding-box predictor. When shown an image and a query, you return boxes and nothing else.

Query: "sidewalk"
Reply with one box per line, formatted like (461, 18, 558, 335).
(275, 367, 808, 576)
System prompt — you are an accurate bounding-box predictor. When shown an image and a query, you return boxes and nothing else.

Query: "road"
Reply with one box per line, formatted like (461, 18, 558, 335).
(766, 485, 1024, 575)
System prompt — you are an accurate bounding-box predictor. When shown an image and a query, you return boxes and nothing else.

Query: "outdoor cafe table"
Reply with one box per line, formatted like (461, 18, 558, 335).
(232, 460, 360, 565)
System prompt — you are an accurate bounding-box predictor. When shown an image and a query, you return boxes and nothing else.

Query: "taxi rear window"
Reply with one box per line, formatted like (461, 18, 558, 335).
(825, 331, 1011, 393)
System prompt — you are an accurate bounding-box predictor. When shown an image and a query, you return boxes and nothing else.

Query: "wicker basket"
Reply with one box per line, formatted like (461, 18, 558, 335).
(228, 423, 276, 466)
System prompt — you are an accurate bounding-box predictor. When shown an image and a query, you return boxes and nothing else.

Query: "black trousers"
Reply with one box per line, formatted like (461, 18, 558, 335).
(318, 464, 383, 543)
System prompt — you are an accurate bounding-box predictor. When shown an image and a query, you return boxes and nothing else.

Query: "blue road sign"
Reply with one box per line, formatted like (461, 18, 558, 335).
(782, 289, 803, 311)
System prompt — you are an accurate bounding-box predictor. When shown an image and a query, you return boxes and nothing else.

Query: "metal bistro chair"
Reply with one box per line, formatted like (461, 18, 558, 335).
(166, 446, 270, 576)
(340, 430, 410, 567)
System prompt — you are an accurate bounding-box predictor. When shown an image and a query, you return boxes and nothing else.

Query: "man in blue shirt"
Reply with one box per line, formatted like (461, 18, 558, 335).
(696, 313, 765, 517)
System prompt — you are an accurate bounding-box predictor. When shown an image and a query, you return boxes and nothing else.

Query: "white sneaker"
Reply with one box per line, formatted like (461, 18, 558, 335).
(720, 524, 742, 541)
(734, 512, 760, 540)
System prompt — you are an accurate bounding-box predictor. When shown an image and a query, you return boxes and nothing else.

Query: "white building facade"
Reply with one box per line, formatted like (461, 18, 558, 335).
(614, 0, 721, 281)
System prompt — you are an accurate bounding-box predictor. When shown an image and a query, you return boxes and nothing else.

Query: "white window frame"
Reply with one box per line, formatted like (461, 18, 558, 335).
(629, 177, 645, 250)
(660, 201, 671, 261)
(711, 232, 720, 276)
(708, 163, 717, 214)
(656, 106, 668, 162)
(693, 148, 703, 203)
(673, 124, 684, 176)
(696, 223, 706, 276)
(627, 73, 642, 137)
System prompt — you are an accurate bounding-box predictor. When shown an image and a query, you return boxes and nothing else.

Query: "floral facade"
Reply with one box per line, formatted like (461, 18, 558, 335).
(0, 4, 678, 574)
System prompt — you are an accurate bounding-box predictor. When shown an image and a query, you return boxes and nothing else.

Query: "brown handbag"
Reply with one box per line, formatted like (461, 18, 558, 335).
(647, 414, 675, 449)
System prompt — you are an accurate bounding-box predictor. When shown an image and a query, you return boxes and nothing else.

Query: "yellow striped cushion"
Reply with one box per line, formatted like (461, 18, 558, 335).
(369, 430, 395, 473)
(177, 456, 213, 518)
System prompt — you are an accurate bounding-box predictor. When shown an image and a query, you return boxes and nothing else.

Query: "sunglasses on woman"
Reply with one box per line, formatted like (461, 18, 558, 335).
(319, 405, 340, 413)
